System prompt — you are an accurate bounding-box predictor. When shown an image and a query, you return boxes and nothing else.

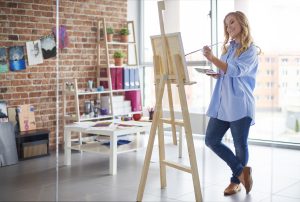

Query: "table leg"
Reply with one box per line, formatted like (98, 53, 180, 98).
(178, 126, 182, 158)
(136, 131, 140, 151)
(64, 128, 72, 165)
(109, 135, 117, 175)
(79, 132, 83, 154)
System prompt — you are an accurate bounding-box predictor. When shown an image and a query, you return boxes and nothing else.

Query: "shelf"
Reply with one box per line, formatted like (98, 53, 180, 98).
(64, 114, 78, 121)
(64, 89, 110, 96)
(64, 114, 113, 122)
(65, 88, 140, 95)
(115, 111, 143, 117)
(69, 138, 142, 154)
(98, 41, 136, 45)
(79, 115, 113, 121)
(77, 90, 110, 95)
(15, 129, 50, 160)
(112, 88, 140, 93)
(109, 64, 140, 68)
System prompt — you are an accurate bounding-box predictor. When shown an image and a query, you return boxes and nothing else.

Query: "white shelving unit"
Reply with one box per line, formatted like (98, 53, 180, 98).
(62, 18, 141, 124)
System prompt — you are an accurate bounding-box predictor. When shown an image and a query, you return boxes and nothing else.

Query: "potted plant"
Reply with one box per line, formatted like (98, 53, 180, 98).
(119, 27, 130, 42)
(113, 50, 126, 66)
(106, 27, 114, 42)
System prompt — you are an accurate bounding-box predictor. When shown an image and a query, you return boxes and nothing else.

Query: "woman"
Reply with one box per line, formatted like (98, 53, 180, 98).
(203, 11, 258, 196)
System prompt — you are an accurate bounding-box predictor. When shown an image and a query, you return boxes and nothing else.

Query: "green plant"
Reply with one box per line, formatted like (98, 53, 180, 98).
(119, 28, 130, 35)
(106, 27, 114, 34)
(113, 50, 126, 58)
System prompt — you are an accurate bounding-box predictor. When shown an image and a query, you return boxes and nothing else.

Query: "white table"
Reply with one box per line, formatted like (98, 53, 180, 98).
(64, 120, 183, 175)
(64, 121, 152, 175)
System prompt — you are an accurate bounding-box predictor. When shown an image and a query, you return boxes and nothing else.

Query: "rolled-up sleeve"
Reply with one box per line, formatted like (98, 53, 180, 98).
(226, 45, 257, 77)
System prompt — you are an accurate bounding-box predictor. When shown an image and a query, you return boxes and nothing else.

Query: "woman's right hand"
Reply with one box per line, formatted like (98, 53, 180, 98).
(203, 46, 214, 61)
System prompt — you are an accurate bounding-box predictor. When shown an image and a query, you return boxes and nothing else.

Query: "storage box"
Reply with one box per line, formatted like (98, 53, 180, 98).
(17, 105, 36, 132)
(22, 140, 48, 158)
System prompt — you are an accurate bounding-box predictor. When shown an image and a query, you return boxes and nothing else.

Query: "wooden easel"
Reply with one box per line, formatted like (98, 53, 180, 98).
(136, 1, 203, 201)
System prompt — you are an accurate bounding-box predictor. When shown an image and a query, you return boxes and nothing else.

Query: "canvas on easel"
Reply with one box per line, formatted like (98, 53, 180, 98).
(151, 32, 191, 84)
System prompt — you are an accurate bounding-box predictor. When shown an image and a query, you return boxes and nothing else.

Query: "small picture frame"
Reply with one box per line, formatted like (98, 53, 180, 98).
(0, 100, 8, 122)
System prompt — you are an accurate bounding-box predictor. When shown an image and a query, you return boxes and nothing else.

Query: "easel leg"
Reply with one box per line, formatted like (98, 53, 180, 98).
(137, 78, 166, 201)
(158, 116, 166, 188)
(167, 80, 177, 145)
(174, 55, 202, 201)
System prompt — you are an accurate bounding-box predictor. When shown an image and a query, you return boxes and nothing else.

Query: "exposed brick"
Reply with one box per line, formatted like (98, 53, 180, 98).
(8, 35, 19, 40)
(1, 0, 127, 148)
(7, 2, 17, 8)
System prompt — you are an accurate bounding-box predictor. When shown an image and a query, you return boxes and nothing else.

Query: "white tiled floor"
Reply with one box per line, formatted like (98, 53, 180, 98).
(1, 134, 300, 201)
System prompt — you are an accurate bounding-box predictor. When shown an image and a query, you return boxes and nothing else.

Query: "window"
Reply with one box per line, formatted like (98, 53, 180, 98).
(142, 0, 212, 113)
(142, 0, 300, 145)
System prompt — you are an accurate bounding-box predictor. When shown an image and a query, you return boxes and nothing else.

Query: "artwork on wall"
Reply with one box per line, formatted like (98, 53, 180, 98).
(0, 47, 8, 73)
(9, 46, 26, 71)
(52, 25, 69, 49)
(26, 40, 43, 66)
(40, 33, 56, 59)
(0, 100, 8, 122)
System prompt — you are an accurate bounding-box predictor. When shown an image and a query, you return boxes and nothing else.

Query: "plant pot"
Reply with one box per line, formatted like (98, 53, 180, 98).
(120, 35, 128, 43)
(107, 34, 113, 42)
(114, 58, 123, 66)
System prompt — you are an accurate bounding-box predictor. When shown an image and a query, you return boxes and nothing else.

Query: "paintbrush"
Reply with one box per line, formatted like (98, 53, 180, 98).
(185, 42, 223, 56)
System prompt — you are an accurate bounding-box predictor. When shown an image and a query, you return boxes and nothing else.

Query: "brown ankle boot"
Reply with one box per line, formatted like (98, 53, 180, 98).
(238, 166, 253, 194)
(224, 183, 241, 196)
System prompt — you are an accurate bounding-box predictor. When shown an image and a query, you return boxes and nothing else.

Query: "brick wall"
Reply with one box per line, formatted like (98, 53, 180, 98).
(0, 0, 128, 148)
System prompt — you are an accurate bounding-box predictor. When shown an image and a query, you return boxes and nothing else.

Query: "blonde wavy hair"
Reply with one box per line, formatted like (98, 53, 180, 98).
(222, 11, 253, 57)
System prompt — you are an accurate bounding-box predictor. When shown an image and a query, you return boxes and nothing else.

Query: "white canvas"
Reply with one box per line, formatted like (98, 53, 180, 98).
(26, 40, 43, 66)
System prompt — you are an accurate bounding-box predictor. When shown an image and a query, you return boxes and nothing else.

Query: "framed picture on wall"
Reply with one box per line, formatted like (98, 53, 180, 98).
(0, 100, 8, 122)
(9, 46, 26, 71)
(26, 40, 43, 66)
(0, 47, 9, 73)
(40, 33, 56, 59)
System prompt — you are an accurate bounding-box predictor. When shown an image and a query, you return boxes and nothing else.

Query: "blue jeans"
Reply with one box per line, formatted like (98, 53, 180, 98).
(205, 117, 252, 184)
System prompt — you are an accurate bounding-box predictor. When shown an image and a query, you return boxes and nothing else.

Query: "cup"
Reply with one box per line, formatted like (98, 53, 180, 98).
(84, 101, 91, 114)
(97, 86, 104, 92)
(88, 80, 93, 91)
(100, 108, 108, 115)
(149, 111, 154, 120)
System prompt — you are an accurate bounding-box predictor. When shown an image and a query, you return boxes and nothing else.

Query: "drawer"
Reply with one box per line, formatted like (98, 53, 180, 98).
(22, 140, 48, 159)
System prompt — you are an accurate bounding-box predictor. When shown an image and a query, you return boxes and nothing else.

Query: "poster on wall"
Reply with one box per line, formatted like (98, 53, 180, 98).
(0, 47, 9, 73)
(9, 46, 26, 71)
(52, 25, 69, 49)
(40, 33, 56, 59)
(0, 100, 8, 122)
(26, 40, 43, 66)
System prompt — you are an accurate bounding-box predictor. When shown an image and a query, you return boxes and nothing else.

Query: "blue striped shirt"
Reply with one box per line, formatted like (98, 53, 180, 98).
(206, 41, 258, 125)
